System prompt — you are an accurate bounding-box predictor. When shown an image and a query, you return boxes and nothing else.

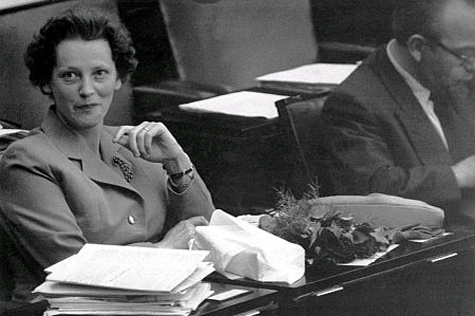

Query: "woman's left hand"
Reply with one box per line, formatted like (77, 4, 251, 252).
(155, 216, 209, 249)
(112, 122, 185, 164)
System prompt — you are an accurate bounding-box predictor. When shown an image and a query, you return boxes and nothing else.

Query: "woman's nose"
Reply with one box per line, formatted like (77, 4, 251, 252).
(79, 77, 95, 97)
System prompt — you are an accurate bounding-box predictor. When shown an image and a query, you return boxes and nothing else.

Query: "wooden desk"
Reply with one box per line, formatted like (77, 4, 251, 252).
(0, 283, 279, 316)
(207, 230, 475, 316)
(134, 85, 326, 214)
(197, 283, 278, 316)
(145, 107, 284, 214)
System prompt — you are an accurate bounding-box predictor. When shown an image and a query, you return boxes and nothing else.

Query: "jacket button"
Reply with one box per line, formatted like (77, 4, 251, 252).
(128, 215, 135, 225)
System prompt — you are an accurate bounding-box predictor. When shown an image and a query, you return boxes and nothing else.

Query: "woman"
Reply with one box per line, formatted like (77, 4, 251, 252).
(0, 6, 214, 302)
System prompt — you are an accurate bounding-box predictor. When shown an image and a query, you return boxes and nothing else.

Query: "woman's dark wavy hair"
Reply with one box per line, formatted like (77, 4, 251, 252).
(25, 6, 138, 95)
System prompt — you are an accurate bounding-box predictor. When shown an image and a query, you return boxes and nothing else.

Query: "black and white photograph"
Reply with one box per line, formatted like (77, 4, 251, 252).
(1, 1, 475, 315)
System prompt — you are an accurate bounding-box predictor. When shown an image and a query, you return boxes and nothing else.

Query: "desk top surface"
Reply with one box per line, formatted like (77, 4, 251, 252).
(207, 229, 475, 297)
(145, 87, 328, 138)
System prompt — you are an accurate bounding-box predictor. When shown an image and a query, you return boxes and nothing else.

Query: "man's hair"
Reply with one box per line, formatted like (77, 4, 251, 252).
(25, 6, 138, 95)
(392, 0, 448, 44)
(392, 0, 475, 44)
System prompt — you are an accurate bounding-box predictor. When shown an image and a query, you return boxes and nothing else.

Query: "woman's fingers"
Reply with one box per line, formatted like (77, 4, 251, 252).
(186, 216, 209, 226)
(113, 122, 183, 163)
(155, 216, 210, 249)
(129, 122, 150, 157)
(142, 123, 162, 156)
(113, 125, 132, 143)
(113, 122, 155, 157)
(136, 123, 151, 158)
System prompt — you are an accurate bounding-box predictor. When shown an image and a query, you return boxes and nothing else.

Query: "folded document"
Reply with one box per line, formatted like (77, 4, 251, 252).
(256, 63, 358, 86)
(179, 91, 287, 119)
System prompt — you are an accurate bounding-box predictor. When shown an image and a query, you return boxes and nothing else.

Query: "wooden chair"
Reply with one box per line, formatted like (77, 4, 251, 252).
(157, 0, 319, 91)
(0, 212, 17, 314)
(131, 0, 376, 121)
(275, 92, 334, 197)
(131, 0, 320, 124)
(0, 123, 29, 312)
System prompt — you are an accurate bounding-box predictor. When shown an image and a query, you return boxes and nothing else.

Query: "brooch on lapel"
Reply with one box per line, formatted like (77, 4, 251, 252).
(112, 155, 133, 182)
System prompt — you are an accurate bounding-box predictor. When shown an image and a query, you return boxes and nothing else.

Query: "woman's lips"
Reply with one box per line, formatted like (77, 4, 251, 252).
(76, 103, 99, 109)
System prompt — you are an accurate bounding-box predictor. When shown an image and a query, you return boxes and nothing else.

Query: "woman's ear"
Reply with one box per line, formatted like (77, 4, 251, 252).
(407, 34, 427, 62)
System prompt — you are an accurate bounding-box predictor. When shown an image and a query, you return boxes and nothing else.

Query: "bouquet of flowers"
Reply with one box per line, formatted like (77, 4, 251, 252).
(258, 183, 445, 268)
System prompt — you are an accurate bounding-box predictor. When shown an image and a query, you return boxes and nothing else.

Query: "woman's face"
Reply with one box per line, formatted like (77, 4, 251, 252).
(45, 38, 122, 130)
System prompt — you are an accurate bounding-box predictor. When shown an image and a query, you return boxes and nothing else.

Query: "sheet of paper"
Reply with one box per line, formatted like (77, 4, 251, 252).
(40, 283, 212, 310)
(42, 262, 214, 296)
(0, 0, 43, 10)
(170, 262, 215, 293)
(43, 299, 192, 316)
(45, 254, 79, 274)
(178, 91, 287, 119)
(34, 280, 184, 297)
(256, 63, 358, 85)
(0, 129, 27, 136)
(207, 288, 251, 302)
(409, 232, 454, 243)
(337, 244, 399, 266)
(236, 214, 265, 227)
(45, 244, 210, 292)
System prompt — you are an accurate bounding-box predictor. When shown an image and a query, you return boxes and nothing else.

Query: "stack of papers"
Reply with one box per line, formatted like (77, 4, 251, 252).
(34, 244, 215, 316)
(255, 63, 359, 93)
(179, 91, 287, 120)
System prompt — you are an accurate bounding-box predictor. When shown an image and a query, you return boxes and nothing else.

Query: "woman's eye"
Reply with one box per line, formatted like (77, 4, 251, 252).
(95, 69, 109, 78)
(61, 72, 78, 82)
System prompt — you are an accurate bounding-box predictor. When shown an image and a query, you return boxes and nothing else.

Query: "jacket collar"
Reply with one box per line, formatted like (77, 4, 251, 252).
(41, 107, 141, 195)
(366, 45, 453, 165)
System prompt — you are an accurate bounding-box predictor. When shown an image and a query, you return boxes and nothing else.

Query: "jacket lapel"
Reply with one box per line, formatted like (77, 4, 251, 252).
(99, 128, 138, 188)
(41, 109, 142, 196)
(368, 46, 453, 166)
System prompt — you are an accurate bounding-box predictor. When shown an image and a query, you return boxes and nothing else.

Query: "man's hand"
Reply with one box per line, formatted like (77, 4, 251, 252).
(452, 154, 475, 188)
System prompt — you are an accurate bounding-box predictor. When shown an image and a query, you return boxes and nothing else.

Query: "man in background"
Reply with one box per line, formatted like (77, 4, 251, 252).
(321, 0, 475, 228)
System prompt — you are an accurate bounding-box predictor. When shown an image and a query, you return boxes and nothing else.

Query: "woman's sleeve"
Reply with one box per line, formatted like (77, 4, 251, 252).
(0, 146, 87, 269)
(166, 168, 215, 222)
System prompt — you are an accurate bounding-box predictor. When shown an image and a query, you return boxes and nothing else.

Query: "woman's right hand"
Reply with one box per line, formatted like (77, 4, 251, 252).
(113, 122, 185, 164)
(156, 216, 209, 249)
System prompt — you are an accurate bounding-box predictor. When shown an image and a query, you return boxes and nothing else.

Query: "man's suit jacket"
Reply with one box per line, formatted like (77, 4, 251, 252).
(321, 45, 475, 226)
(0, 108, 214, 300)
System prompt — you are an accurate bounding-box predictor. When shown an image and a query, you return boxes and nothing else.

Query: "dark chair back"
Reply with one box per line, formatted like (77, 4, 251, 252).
(158, 0, 318, 91)
(0, 125, 27, 306)
(0, 211, 14, 307)
(275, 92, 333, 197)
